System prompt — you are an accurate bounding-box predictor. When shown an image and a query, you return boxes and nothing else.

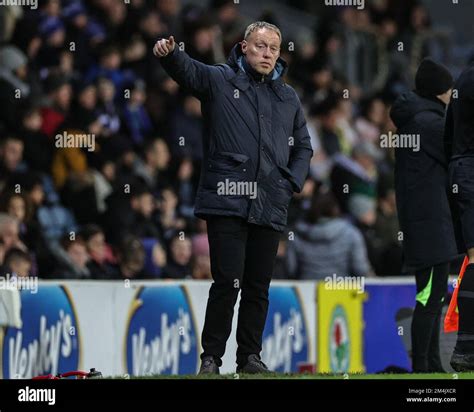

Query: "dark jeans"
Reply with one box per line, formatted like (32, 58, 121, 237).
(411, 262, 449, 372)
(200, 215, 281, 367)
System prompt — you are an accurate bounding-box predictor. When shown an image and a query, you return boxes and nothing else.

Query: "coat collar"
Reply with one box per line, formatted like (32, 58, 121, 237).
(226, 43, 293, 101)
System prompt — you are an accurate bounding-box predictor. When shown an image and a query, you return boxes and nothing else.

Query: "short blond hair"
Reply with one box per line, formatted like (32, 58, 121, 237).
(244, 21, 282, 42)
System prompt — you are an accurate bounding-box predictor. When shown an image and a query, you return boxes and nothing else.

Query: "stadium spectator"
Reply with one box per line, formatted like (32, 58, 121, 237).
(191, 228, 211, 280)
(162, 235, 193, 279)
(156, 185, 186, 241)
(0, 46, 31, 133)
(1, 247, 32, 278)
(0, 136, 27, 186)
(288, 188, 371, 280)
(52, 235, 91, 279)
(122, 78, 153, 146)
(81, 224, 117, 279)
(19, 102, 52, 174)
(40, 74, 73, 138)
(132, 138, 172, 192)
(114, 235, 147, 279)
(0, 214, 27, 253)
(96, 76, 121, 136)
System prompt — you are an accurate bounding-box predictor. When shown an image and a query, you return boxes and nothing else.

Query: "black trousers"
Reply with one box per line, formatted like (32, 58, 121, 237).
(200, 215, 280, 367)
(411, 262, 449, 372)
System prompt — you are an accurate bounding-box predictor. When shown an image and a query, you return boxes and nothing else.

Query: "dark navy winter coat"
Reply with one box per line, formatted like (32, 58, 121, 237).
(390, 91, 458, 271)
(160, 43, 313, 231)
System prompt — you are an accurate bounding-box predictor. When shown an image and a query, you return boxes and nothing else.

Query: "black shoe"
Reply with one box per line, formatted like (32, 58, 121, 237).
(236, 354, 271, 374)
(450, 350, 474, 372)
(198, 356, 220, 375)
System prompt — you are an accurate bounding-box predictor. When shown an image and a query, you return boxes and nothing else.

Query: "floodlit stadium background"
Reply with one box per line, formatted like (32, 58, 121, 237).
(0, 0, 472, 377)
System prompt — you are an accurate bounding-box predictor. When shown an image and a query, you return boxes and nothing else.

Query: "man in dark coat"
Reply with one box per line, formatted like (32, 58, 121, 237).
(153, 21, 313, 374)
(390, 58, 457, 372)
(445, 61, 474, 371)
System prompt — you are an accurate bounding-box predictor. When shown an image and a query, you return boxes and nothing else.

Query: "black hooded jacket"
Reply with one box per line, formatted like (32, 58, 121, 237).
(390, 91, 457, 271)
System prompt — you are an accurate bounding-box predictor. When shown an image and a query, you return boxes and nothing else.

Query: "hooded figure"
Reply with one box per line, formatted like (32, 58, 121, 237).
(391, 59, 457, 272)
(0, 46, 30, 132)
(390, 57, 456, 373)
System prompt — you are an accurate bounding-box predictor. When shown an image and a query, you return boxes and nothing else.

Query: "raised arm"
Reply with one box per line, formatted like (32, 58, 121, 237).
(153, 36, 219, 100)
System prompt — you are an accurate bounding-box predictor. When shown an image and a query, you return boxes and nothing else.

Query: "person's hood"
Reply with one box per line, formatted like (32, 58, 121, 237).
(0, 46, 30, 97)
(295, 218, 352, 242)
(390, 90, 445, 129)
(0, 46, 27, 73)
(226, 43, 287, 82)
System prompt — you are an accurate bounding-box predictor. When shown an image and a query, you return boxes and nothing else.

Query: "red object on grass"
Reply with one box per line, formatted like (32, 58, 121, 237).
(444, 255, 469, 333)
(32, 369, 102, 380)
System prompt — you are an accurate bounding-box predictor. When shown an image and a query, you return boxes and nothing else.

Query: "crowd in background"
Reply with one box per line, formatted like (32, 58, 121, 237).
(0, 0, 452, 280)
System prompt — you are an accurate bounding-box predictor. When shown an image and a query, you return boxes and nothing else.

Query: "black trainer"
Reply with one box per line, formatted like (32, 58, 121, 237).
(198, 356, 220, 375)
(450, 351, 474, 372)
(236, 354, 271, 374)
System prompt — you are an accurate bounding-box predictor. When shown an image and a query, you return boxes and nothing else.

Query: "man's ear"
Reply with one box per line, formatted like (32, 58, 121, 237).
(241, 40, 247, 55)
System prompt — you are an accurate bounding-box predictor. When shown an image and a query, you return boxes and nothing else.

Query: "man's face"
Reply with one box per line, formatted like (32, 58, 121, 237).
(241, 28, 281, 75)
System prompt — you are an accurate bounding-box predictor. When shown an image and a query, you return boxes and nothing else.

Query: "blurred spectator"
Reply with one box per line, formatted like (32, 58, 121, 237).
(330, 141, 380, 215)
(81, 223, 117, 279)
(114, 235, 147, 279)
(0, 239, 5, 268)
(156, 186, 186, 241)
(141, 237, 167, 278)
(355, 96, 387, 144)
(37, 16, 67, 69)
(19, 102, 52, 174)
(1, 247, 32, 278)
(371, 182, 403, 276)
(288, 188, 371, 280)
(0, 46, 30, 132)
(168, 94, 203, 160)
(0, 137, 27, 186)
(40, 74, 72, 137)
(191, 227, 210, 280)
(96, 76, 121, 136)
(210, 0, 248, 54)
(52, 235, 91, 279)
(0, 213, 27, 252)
(163, 235, 193, 279)
(133, 138, 172, 192)
(273, 234, 293, 279)
(122, 78, 153, 146)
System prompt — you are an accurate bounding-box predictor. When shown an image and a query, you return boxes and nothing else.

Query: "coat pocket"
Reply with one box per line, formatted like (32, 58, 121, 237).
(266, 167, 293, 224)
(203, 152, 251, 195)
